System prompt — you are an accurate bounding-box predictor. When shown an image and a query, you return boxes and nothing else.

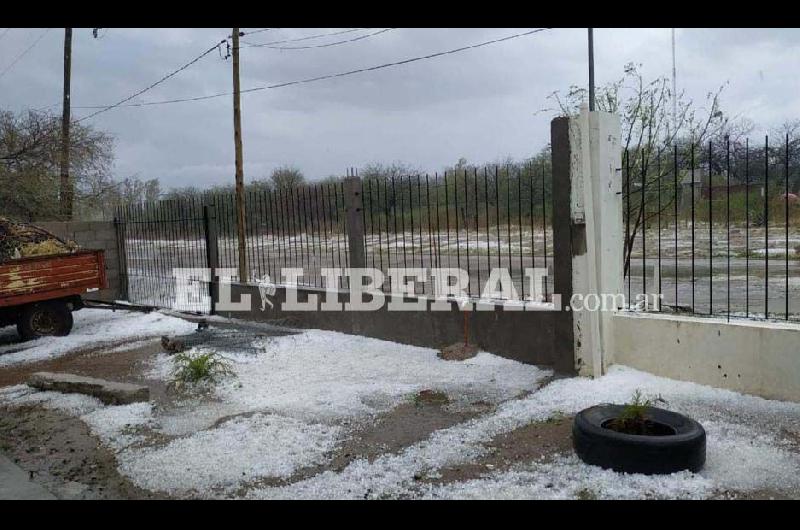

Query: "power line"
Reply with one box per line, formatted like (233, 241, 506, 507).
(0, 28, 52, 81)
(77, 28, 280, 121)
(76, 38, 227, 122)
(74, 28, 551, 116)
(241, 28, 278, 37)
(245, 27, 395, 50)
(243, 27, 366, 47)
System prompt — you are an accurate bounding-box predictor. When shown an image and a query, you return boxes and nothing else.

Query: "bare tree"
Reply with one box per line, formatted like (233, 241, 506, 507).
(547, 63, 743, 275)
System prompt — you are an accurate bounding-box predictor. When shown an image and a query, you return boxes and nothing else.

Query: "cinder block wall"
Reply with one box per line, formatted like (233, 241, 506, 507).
(36, 221, 121, 302)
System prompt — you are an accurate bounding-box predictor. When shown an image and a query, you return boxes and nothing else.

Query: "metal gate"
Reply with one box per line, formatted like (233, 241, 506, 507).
(116, 197, 213, 314)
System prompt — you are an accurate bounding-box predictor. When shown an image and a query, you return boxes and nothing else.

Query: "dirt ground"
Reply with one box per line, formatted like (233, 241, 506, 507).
(0, 335, 173, 499)
(3, 319, 795, 500)
(0, 322, 579, 499)
(0, 404, 163, 499)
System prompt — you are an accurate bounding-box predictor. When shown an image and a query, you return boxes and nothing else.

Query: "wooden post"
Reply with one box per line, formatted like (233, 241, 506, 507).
(59, 28, 73, 220)
(231, 27, 247, 283)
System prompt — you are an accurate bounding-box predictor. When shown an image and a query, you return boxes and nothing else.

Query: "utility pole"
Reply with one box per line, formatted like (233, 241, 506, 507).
(671, 28, 677, 135)
(59, 28, 72, 220)
(588, 28, 595, 112)
(231, 27, 248, 283)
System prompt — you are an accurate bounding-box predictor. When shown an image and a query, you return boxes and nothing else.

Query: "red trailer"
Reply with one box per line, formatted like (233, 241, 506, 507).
(0, 250, 107, 340)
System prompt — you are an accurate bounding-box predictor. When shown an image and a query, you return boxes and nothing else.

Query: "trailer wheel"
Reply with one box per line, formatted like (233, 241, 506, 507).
(17, 301, 74, 341)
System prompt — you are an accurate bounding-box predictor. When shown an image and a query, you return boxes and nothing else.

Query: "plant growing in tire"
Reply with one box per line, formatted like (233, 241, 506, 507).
(573, 389, 706, 475)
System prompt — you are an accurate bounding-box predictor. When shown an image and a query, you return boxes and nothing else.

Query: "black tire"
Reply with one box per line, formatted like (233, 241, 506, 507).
(16, 301, 74, 341)
(572, 405, 705, 475)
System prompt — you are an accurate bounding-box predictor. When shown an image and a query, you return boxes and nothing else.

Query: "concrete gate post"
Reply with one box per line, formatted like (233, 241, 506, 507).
(343, 173, 367, 271)
(551, 107, 623, 377)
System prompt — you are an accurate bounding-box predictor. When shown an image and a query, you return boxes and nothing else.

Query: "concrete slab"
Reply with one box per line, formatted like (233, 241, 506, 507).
(27, 372, 149, 405)
(0, 453, 56, 500)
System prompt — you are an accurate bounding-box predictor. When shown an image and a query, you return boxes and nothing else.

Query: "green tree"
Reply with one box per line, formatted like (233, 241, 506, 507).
(0, 108, 114, 221)
(269, 165, 305, 190)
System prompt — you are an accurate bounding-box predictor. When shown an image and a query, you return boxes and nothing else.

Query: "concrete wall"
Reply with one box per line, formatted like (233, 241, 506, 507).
(612, 311, 800, 402)
(216, 283, 567, 370)
(36, 221, 122, 302)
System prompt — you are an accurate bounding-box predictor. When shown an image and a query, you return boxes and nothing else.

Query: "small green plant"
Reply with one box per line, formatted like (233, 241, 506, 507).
(171, 350, 234, 388)
(606, 389, 667, 435)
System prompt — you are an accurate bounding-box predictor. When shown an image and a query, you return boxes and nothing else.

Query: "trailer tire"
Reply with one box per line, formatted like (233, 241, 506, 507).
(17, 301, 74, 341)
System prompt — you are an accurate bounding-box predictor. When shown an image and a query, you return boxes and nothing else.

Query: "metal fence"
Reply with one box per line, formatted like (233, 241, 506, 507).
(116, 163, 555, 312)
(361, 165, 553, 298)
(623, 135, 800, 321)
(117, 196, 210, 312)
(209, 183, 351, 289)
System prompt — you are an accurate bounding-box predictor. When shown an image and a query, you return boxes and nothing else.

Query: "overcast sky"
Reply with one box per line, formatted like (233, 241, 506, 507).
(2, 27, 799, 190)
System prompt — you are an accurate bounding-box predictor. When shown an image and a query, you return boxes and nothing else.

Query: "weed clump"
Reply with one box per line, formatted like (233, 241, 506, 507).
(171, 350, 234, 389)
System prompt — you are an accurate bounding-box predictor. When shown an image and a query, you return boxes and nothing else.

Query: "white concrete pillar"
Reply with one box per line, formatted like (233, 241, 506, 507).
(569, 107, 623, 377)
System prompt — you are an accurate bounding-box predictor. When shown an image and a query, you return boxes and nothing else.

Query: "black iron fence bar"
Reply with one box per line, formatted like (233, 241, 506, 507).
(459, 172, 468, 295)
(708, 140, 713, 316)
(310, 184, 321, 287)
(517, 168, 524, 300)
(765, 136, 769, 319)
(641, 150, 647, 304)
(745, 139, 749, 318)
(726, 137, 731, 321)
(495, 166, 501, 271)
(384, 178, 393, 287)
(297, 186, 308, 285)
(417, 175, 424, 273)
(506, 166, 512, 292)
(529, 163, 536, 298)
(409, 175, 417, 276)
(673, 145, 678, 311)
(625, 149, 631, 305)
(691, 143, 696, 314)
(473, 168, 481, 294)
(657, 150, 662, 307)
(786, 133, 790, 321)
(485, 168, 491, 283)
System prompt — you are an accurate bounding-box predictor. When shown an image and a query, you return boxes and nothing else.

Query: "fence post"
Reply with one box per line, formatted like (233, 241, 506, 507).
(343, 174, 367, 270)
(113, 213, 129, 301)
(551, 106, 623, 377)
(204, 204, 219, 315)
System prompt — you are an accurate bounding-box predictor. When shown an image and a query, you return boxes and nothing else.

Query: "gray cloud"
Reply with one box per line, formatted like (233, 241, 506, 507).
(2, 27, 799, 190)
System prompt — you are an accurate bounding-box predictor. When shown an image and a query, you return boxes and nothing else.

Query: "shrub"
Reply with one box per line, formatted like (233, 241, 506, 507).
(171, 350, 234, 388)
